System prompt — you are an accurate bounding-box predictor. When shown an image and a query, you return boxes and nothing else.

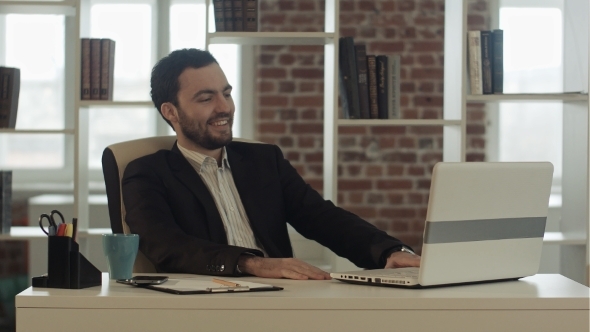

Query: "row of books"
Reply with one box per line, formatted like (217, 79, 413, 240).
(81, 38, 116, 100)
(339, 37, 401, 119)
(213, 0, 258, 32)
(467, 29, 503, 95)
(0, 66, 20, 129)
(0, 170, 12, 234)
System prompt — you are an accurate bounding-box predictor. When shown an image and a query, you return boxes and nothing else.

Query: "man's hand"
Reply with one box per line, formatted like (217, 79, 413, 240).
(238, 256, 331, 280)
(384, 251, 421, 269)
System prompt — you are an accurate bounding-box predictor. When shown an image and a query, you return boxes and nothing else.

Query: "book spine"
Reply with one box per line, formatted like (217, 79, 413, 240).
(90, 38, 102, 100)
(213, 0, 225, 32)
(223, 0, 234, 31)
(0, 67, 20, 128)
(0, 171, 12, 234)
(376, 55, 389, 119)
(81, 38, 91, 100)
(244, 0, 258, 32)
(338, 70, 350, 119)
(354, 44, 371, 119)
(233, 0, 244, 32)
(338, 37, 361, 119)
(480, 30, 493, 94)
(387, 55, 401, 119)
(467, 31, 483, 95)
(366, 55, 379, 119)
(492, 29, 503, 94)
(100, 39, 116, 100)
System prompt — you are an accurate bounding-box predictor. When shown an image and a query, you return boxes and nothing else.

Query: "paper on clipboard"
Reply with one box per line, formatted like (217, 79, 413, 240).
(147, 278, 282, 295)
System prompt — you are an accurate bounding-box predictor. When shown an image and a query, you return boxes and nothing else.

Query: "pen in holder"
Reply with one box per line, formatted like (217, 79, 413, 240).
(33, 236, 102, 289)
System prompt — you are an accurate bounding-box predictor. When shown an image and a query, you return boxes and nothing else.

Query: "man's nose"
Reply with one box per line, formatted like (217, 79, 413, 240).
(216, 93, 231, 112)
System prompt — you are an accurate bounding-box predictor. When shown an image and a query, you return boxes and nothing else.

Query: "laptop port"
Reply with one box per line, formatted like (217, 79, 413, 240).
(354, 276, 358, 280)
(375, 278, 381, 283)
(368, 278, 372, 283)
(360, 277, 365, 280)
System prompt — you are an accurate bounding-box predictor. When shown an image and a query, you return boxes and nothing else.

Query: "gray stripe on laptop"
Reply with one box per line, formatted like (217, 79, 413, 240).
(423, 217, 546, 244)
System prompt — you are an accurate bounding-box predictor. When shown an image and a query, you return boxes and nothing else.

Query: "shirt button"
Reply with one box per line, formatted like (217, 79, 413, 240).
(220, 265, 225, 272)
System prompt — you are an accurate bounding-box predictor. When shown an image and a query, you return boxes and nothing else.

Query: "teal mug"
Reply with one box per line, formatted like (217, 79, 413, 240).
(102, 234, 139, 280)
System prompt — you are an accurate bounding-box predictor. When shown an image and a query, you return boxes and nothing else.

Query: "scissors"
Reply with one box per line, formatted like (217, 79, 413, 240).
(38, 210, 66, 236)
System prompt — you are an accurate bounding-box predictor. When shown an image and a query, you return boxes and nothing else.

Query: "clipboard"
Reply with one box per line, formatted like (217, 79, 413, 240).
(125, 278, 283, 295)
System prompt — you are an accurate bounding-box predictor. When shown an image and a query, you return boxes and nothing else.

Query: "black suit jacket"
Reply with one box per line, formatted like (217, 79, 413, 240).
(122, 141, 405, 276)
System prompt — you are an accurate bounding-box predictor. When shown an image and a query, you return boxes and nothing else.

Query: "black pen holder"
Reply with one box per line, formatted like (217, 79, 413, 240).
(32, 236, 102, 289)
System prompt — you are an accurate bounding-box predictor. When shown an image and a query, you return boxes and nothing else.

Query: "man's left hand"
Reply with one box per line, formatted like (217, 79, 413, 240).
(384, 251, 421, 269)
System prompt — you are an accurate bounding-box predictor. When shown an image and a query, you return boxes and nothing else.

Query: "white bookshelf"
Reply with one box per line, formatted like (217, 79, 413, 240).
(446, 0, 589, 284)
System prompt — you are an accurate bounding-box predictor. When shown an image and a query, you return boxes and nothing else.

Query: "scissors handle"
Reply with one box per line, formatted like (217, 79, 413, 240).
(38, 214, 57, 236)
(50, 209, 66, 225)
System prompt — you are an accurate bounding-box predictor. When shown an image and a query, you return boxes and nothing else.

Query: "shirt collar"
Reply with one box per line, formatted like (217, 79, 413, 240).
(177, 143, 230, 172)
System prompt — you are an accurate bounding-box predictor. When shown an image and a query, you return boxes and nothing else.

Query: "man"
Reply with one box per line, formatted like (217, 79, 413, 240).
(122, 48, 420, 280)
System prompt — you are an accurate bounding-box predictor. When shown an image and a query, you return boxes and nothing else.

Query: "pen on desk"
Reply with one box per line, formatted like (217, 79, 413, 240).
(212, 278, 241, 287)
(72, 218, 78, 242)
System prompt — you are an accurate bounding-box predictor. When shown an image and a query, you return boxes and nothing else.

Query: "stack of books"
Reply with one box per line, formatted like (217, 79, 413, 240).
(467, 29, 503, 95)
(339, 37, 401, 119)
(213, 0, 258, 32)
(80, 38, 116, 101)
(0, 66, 20, 128)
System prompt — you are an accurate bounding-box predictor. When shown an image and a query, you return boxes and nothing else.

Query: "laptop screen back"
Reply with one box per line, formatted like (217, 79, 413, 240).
(418, 162, 553, 286)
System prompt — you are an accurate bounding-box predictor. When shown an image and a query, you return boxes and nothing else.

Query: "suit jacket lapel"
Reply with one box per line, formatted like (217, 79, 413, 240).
(168, 143, 227, 244)
(227, 144, 282, 256)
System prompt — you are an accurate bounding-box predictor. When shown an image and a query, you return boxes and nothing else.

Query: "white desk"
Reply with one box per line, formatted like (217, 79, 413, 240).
(16, 274, 589, 331)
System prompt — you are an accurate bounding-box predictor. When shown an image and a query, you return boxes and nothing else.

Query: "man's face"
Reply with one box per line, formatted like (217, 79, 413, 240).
(174, 63, 234, 150)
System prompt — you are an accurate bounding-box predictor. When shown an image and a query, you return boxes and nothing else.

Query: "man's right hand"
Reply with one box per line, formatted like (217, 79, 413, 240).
(238, 256, 331, 280)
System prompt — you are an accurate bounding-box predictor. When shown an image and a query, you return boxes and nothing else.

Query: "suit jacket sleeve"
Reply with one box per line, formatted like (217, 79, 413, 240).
(269, 145, 405, 269)
(122, 153, 263, 276)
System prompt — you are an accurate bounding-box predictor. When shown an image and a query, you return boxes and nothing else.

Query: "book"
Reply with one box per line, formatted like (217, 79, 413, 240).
(338, 37, 361, 119)
(244, 0, 258, 32)
(376, 55, 389, 119)
(492, 29, 503, 94)
(89, 38, 102, 100)
(467, 31, 483, 95)
(480, 30, 493, 94)
(354, 44, 371, 119)
(213, 0, 225, 32)
(223, 0, 234, 31)
(0, 171, 11, 234)
(0, 67, 20, 128)
(366, 55, 379, 119)
(99, 38, 116, 100)
(232, 0, 244, 32)
(387, 54, 401, 119)
(80, 38, 91, 100)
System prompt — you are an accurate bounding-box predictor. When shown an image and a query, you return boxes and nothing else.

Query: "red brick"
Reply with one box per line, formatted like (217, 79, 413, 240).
(298, 1, 316, 11)
(401, 82, 415, 93)
(401, 27, 417, 39)
(467, 14, 485, 26)
(258, 81, 275, 93)
(279, 136, 294, 147)
(286, 151, 300, 161)
(349, 192, 364, 204)
(467, 124, 486, 135)
(407, 165, 425, 176)
(299, 82, 316, 92)
(347, 165, 362, 176)
(304, 152, 323, 162)
(291, 123, 323, 134)
(398, 0, 415, 11)
(261, 14, 287, 25)
(379, 137, 396, 148)
(307, 179, 323, 192)
(259, 68, 287, 79)
(301, 109, 317, 119)
(408, 193, 423, 204)
(359, 1, 376, 11)
(387, 165, 404, 176)
(415, 16, 444, 26)
(280, 109, 297, 120)
(298, 137, 316, 148)
(279, 81, 296, 93)
(410, 126, 443, 135)
(414, 95, 443, 107)
(398, 137, 416, 148)
(278, 0, 295, 10)
(288, 45, 323, 53)
(418, 82, 435, 92)
(339, 179, 372, 190)
(380, 208, 416, 219)
(370, 126, 406, 135)
(279, 54, 296, 65)
(381, 1, 395, 11)
(259, 54, 275, 65)
(259, 123, 286, 134)
(293, 96, 323, 107)
(349, 207, 377, 218)
(467, 153, 485, 162)
(290, 14, 317, 25)
(259, 109, 276, 120)
(377, 179, 412, 190)
(382, 152, 417, 163)
(410, 68, 444, 80)
(292, 68, 324, 79)
(370, 41, 405, 53)
(410, 41, 444, 52)
(340, 0, 354, 12)
(367, 193, 384, 204)
(387, 193, 404, 204)
(366, 165, 383, 177)
(339, 126, 367, 135)
(260, 95, 288, 107)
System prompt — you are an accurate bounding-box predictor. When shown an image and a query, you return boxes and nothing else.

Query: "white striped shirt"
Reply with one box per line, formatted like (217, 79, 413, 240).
(177, 144, 266, 255)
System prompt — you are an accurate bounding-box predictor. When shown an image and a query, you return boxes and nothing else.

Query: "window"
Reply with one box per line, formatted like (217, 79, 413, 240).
(1, 0, 243, 187)
(488, 0, 564, 194)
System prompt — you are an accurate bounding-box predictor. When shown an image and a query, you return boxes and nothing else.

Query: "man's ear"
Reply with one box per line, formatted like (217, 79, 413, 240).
(161, 102, 178, 124)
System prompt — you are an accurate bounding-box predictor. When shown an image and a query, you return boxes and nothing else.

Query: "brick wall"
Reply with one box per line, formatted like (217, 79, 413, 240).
(256, 0, 490, 253)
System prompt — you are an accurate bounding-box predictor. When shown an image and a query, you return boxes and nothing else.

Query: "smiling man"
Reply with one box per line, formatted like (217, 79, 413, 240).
(122, 48, 420, 280)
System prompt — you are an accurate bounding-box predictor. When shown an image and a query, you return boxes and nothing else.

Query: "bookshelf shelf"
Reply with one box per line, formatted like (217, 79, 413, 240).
(0, 1, 77, 15)
(0, 129, 75, 134)
(466, 93, 589, 103)
(78, 101, 153, 108)
(0, 226, 111, 241)
(336, 119, 462, 127)
(207, 32, 335, 45)
(543, 232, 587, 245)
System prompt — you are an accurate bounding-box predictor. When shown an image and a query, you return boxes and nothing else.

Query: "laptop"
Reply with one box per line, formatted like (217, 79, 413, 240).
(330, 162, 554, 288)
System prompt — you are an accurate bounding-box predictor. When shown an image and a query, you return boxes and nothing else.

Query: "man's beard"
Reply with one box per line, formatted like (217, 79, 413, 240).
(177, 106, 233, 150)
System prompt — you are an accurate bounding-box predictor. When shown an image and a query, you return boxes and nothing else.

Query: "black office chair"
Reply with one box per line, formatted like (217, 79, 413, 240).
(102, 136, 177, 273)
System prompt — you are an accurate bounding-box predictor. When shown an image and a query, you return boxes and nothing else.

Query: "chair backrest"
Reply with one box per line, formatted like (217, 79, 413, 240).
(102, 136, 177, 273)
(102, 136, 261, 273)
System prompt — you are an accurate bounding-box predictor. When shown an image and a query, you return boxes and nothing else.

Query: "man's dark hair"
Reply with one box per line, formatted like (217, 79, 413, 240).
(150, 48, 218, 128)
